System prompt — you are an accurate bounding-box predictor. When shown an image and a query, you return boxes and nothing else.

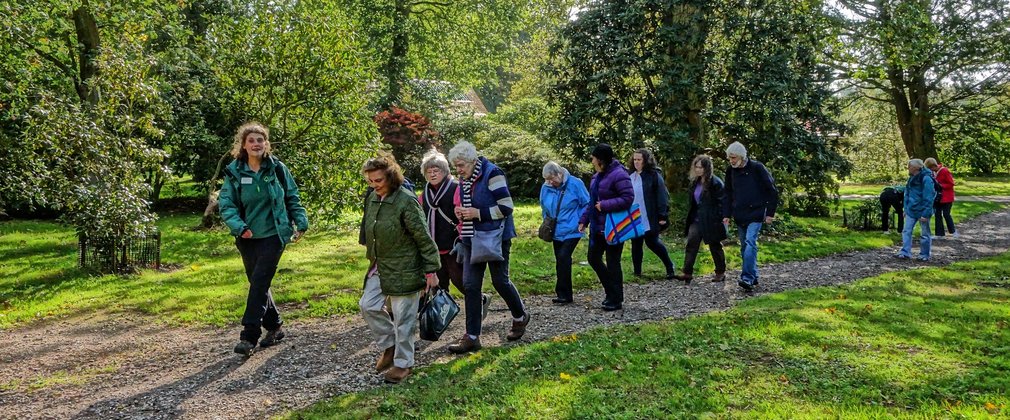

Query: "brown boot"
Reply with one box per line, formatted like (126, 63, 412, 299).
(712, 272, 726, 282)
(447, 334, 482, 354)
(375, 346, 394, 372)
(383, 366, 412, 384)
(672, 272, 693, 284)
(506, 312, 530, 341)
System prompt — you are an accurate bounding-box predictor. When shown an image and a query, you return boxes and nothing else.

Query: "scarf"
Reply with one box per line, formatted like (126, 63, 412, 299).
(424, 179, 453, 238)
(459, 159, 483, 238)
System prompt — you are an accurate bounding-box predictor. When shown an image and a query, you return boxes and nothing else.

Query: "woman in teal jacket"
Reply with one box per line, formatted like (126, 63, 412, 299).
(540, 161, 590, 304)
(218, 122, 309, 356)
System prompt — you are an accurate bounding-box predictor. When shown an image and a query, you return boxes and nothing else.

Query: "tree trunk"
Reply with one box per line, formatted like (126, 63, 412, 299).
(380, 0, 410, 109)
(73, 4, 101, 106)
(150, 170, 165, 203)
(200, 151, 232, 228)
(888, 67, 936, 160)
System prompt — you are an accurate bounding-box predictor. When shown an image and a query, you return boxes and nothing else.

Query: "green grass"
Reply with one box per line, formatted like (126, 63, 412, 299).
(839, 175, 1010, 196)
(288, 252, 1010, 419)
(0, 200, 1003, 329)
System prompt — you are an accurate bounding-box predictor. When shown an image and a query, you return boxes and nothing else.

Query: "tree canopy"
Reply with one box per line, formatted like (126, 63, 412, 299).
(825, 0, 1010, 160)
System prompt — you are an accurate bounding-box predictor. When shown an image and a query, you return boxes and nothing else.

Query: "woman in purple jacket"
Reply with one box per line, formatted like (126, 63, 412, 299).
(579, 144, 635, 311)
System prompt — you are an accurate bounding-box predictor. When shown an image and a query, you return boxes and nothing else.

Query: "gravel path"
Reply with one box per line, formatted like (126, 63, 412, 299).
(3, 208, 1009, 420)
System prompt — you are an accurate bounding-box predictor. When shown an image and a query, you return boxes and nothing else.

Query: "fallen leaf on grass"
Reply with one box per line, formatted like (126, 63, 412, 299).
(559, 372, 572, 381)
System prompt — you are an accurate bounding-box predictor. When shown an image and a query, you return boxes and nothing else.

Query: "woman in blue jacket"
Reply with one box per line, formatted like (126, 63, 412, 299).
(540, 161, 591, 305)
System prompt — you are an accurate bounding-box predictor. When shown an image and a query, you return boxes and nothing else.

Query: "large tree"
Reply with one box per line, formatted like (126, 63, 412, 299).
(548, 0, 711, 166)
(707, 0, 851, 215)
(825, 0, 1010, 159)
(201, 0, 377, 225)
(339, 0, 551, 110)
(0, 0, 168, 238)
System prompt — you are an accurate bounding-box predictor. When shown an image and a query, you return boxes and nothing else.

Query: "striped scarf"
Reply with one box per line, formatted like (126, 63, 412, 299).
(424, 180, 452, 239)
(459, 159, 482, 238)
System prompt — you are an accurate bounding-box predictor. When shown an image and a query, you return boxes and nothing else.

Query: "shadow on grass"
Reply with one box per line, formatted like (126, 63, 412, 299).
(288, 252, 1010, 419)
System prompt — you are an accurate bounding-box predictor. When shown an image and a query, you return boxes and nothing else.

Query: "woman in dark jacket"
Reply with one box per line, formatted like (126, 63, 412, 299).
(359, 153, 440, 384)
(579, 143, 635, 311)
(673, 155, 727, 283)
(628, 148, 676, 279)
(420, 150, 464, 294)
(219, 122, 309, 356)
(446, 141, 530, 354)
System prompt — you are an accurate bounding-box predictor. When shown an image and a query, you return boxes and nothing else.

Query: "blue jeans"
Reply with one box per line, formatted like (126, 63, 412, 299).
(900, 215, 932, 258)
(737, 222, 762, 285)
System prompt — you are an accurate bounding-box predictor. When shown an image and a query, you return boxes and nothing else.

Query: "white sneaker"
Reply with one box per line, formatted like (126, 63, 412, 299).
(952, 231, 960, 238)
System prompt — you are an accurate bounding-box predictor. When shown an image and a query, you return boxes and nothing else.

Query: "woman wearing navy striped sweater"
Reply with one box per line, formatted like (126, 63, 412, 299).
(446, 141, 530, 354)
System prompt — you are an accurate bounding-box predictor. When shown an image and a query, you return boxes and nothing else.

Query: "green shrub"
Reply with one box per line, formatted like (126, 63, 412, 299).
(477, 123, 560, 199)
(434, 115, 492, 149)
(941, 128, 1010, 175)
(486, 97, 557, 141)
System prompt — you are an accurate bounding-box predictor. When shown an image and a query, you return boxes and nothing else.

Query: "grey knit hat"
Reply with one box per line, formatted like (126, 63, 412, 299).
(725, 141, 748, 160)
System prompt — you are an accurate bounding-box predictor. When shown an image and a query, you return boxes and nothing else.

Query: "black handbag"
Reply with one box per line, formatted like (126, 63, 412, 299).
(538, 185, 566, 242)
(417, 287, 460, 341)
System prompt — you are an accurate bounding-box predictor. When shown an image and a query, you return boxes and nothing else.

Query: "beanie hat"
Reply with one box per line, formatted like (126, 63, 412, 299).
(591, 143, 615, 163)
(725, 141, 748, 160)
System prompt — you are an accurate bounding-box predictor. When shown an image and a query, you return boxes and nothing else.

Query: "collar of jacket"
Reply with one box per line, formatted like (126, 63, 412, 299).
(369, 186, 412, 203)
(227, 155, 279, 179)
(475, 156, 496, 181)
(600, 159, 623, 176)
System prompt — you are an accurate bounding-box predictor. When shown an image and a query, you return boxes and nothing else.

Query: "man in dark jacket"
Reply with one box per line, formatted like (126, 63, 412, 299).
(879, 185, 904, 232)
(722, 141, 778, 291)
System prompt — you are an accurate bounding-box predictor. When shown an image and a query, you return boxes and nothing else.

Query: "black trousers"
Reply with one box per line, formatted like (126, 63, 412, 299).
(588, 233, 624, 304)
(880, 189, 903, 231)
(630, 229, 675, 275)
(683, 223, 726, 275)
(462, 239, 525, 336)
(236, 235, 284, 342)
(934, 202, 956, 235)
(552, 238, 581, 301)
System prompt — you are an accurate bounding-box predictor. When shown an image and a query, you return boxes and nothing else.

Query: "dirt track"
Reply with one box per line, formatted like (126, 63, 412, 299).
(3, 209, 1009, 419)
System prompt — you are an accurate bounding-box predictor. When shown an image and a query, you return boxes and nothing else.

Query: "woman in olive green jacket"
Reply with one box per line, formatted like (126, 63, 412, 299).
(358, 153, 440, 384)
(218, 122, 309, 356)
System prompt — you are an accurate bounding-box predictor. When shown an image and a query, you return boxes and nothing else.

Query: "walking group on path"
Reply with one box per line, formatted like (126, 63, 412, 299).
(219, 121, 784, 385)
(3, 144, 1004, 418)
(218, 121, 964, 386)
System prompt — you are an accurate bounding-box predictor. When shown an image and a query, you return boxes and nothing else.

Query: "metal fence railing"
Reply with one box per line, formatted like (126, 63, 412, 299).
(78, 230, 161, 273)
